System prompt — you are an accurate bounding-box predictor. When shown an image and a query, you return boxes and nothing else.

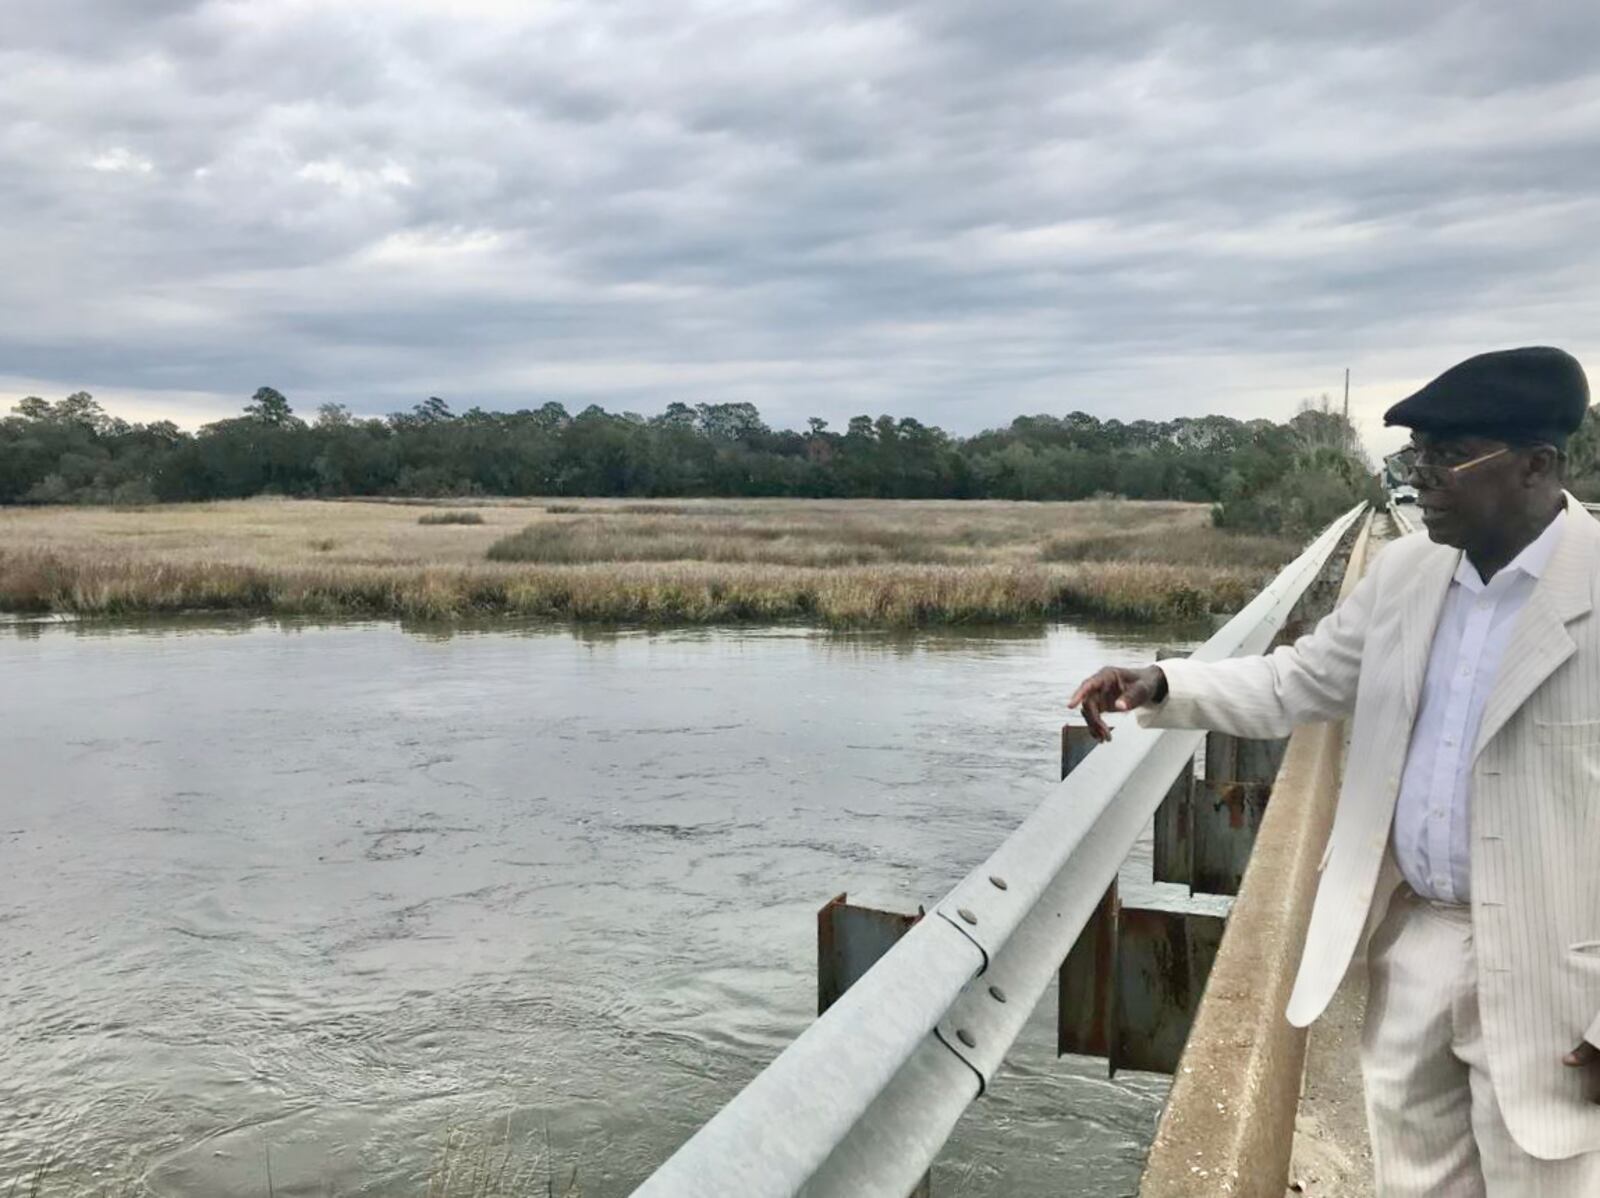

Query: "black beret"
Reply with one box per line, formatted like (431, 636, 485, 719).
(1383, 346, 1588, 441)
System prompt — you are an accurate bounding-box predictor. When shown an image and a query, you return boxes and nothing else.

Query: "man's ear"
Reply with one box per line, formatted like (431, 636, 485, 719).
(1527, 445, 1562, 484)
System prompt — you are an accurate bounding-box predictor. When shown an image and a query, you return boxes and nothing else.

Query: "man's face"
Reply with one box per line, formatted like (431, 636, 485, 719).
(1406, 431, 1524, 548)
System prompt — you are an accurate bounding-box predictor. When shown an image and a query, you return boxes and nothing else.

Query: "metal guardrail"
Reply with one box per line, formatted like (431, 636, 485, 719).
(633, 503, 1370, 1198)
(1387, 494, 1417, 535)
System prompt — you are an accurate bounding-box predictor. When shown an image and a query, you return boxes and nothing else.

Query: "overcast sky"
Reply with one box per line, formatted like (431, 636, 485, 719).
(4, 0, 1599, 453)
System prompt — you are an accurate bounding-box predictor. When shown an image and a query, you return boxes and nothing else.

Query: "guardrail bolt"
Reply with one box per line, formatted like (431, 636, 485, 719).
(988, 985, 1008, 1003)
(957, 907, 978, 925)
(988, 875, 1008, 890)
(956, 1028, 977, 1048)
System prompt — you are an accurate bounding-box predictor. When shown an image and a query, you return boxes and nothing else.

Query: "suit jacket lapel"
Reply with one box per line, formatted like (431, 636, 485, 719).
(1400, 545, 1460, 716)
(1473, 493, 1597, 757)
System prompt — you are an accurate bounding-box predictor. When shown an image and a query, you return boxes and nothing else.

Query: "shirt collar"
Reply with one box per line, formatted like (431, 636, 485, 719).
(1454, 508, 1567, 592)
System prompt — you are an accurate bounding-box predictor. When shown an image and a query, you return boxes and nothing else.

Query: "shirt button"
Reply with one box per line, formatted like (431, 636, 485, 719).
(1433, 810, 1445, 819)
(1460, 666, 1472, 678)
(1443, 736, 1456, 747)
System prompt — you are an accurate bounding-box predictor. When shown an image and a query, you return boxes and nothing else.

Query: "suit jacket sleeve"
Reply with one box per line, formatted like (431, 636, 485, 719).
(1136, 553, 1383, 739)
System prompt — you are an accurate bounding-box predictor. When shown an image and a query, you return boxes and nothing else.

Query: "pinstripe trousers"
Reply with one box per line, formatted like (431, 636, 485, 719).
(1363, 887, 1600, 1196)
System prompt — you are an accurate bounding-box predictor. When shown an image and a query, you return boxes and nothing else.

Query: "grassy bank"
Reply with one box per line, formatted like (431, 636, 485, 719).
(0, 497, 1294, 626)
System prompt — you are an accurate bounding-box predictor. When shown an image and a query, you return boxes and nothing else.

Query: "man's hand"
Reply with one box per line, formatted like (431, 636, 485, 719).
(1564, 1041, 1600, 1104)
(1068, 665, 1167, 742)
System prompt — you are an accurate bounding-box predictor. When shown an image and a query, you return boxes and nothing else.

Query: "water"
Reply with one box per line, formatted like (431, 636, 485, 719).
(0, 617, 1204, 1197)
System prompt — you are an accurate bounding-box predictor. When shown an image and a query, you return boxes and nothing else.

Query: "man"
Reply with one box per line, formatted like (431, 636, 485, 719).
(1070, 346, 1600, 1196)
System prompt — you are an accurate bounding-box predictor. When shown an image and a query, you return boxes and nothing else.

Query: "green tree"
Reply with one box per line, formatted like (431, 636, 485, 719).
(316, 402, 353, 428)
(244, 386, 298, 427)
(0, 386, 1388, 517)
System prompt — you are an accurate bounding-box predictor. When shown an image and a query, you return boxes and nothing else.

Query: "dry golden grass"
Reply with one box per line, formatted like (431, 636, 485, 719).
(0, 497, 1294, 626)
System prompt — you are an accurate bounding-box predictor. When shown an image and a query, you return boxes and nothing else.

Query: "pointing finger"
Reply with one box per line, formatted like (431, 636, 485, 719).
(1081, 695, 1110, 741)
(1070, 669, 1112, 711)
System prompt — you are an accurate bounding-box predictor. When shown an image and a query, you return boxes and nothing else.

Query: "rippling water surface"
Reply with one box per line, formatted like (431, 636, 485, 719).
(0, 617, 1204, 1196)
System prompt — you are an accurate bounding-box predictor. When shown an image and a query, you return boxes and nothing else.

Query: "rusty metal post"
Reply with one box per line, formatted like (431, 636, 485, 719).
(1194, 727, 1285, 896)
(1061, 722, 1096, 780)
(1058, 879, 1119, 1062)
(1187, 525, 1357, 898)
(1150, 649, 1194, 886)
(1151, 771, 1193, 886)
(816, 894, 930, 1198)
(817, 894, 921, 1016)
(1191, 780, 1273, 895)
(1112, 908, 1226, 1075)
(1204, 733, 1286, 790)
(1057, 724, 1119, 1063)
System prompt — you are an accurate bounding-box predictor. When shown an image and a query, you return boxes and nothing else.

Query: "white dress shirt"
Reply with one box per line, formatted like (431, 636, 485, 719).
(1392, 510, 1567, 904)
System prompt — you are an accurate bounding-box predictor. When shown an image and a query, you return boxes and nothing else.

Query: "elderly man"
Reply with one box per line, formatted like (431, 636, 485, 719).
(1070, 346, 1600, 1196)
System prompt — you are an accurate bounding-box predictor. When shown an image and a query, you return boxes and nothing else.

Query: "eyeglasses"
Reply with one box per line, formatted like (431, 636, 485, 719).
(1400, 445, 1511, 489)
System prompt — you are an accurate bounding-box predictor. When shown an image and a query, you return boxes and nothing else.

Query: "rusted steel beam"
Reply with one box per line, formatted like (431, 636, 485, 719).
(1151, 771, 1194, 887)
(1196, 699, 1285, 899)
(1049, 719, 1113, 1055)
(1057, 724, 1116, 1061)
(1203, 732, 1286, 790)
(816, 894, 931, 1198)
(1113, 908, 1226, 1076)
(1060, 722, 1096, 781)
(1190, 780, 1273, 896)
(1058, 880, 1119, 1062)
(1151, 647, 1194, 887)
(817, 894, 921, 1016)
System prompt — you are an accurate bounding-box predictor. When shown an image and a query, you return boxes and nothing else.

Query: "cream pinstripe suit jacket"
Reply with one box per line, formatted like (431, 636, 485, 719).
(1143, 493, 1600, 1159)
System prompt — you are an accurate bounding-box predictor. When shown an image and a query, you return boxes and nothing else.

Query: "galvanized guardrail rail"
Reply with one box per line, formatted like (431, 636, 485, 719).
(1387, 495, 1418, 535)
(634, 504, 1370, 1198)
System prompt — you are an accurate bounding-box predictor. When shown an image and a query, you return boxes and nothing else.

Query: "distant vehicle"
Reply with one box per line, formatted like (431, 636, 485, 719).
(1391, 485, 1419, 504)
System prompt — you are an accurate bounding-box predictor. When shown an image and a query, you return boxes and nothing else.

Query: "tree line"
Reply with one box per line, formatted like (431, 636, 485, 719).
(0, 385, 1432, 534)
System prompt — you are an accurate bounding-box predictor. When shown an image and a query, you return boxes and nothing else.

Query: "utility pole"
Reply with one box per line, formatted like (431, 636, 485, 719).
(1343, 368, 1351, 449)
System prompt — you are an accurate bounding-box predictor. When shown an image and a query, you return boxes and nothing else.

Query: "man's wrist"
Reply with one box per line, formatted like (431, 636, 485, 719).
(1150, 666, 1168, 704)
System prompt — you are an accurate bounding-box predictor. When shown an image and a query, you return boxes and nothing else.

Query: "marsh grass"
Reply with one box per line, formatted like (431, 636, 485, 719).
(420, 511, 487, 525)
(1039, 525, 1295, 569)
(487, 516, 965, 566)
(0, 496, 1293, 626)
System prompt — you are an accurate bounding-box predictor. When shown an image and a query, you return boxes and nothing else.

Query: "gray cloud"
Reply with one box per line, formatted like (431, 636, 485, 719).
(3, 0, 1600, 451)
